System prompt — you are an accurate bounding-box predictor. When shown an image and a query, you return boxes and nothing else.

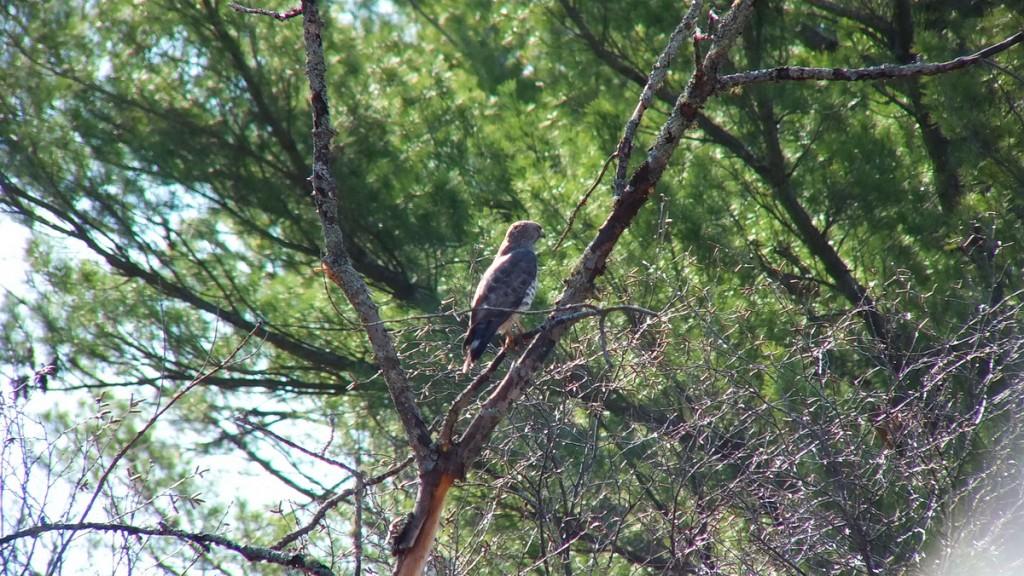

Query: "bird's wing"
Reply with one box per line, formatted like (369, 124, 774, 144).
(470, 248, 538, 320)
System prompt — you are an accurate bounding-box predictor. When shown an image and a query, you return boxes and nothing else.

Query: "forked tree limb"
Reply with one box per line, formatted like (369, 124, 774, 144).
(291, 2, 1023, 575)
(392, 2, 758, 574)
(438, 348, 509, 450)
(607, 0, 703, 197)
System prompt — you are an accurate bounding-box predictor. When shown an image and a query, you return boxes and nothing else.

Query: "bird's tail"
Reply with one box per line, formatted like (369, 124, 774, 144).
(462, 321, 496, 374)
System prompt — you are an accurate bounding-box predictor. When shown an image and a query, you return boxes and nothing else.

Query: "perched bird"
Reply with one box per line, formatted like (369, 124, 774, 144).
(462, 221, 542, 373)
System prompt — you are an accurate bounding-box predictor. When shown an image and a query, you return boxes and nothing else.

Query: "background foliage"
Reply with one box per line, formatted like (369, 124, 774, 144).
(2, 0, 1024, 574)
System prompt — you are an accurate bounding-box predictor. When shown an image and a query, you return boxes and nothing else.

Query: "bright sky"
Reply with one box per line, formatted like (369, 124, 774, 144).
(0, 215, 30, 298)
(0, 215, 320, 574)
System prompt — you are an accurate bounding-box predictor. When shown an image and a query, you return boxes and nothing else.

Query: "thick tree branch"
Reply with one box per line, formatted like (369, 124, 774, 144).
(438, 348, 509, 451)
(609, 0, 703, 196)
(438, 304, 654, 450)
(218, 2, 436, 303)
(716, 31, 1024, 89)
(0, 523, 334, 576)
(298, 0, 432, 463)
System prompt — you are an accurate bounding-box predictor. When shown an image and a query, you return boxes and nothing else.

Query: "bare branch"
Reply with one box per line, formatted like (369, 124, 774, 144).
(353, 453, 365, 576)
(298, 0, 432, 463)
(439, 349, 510, 451)
(718, 31, 1024, 90)
(229, 2, 303, 20)
(611, 0, 703, 197)
(1, 522, 334, 576)
(237, 415, 358, 475)
(271, 456, 413, 551)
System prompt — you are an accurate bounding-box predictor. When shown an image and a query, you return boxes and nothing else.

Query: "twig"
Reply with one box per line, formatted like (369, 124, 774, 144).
(362, 309, 462, 326)
(553, 152, 616, 253)
(353, 451, 364, 576)
(439, 348, 510, 450)
(551, 304, 659, 330)
(236, 415, 358, 475)
(692, 24, 705, 72)
(271, 455, 413, 551)
(229, 2, 303, 20)
(598, 313, 613, 370)
(6, 522, 334, 576)
(50, 326, 260, 573)
(717, 31, 1024, 90)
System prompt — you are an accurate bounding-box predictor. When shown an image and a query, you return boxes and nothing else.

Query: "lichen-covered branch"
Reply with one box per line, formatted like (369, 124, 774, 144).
(229, 2, 303, 20)
(606, 0, 703, 196)
(298, 0, 432, 463)
(717, 31, 1023, 89)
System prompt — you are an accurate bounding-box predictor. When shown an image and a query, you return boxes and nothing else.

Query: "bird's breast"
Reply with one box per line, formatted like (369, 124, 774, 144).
(519, 276, 538, 311)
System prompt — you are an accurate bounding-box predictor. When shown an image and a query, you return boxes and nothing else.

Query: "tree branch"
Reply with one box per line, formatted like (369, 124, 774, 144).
(0, 522, 334, 576)
(717, 31, 1024, 90)
(438, 348, 509, 451)
(610, 0, 703, 196)
(298, 0, 432, 463)
(228, 2, 303, 20)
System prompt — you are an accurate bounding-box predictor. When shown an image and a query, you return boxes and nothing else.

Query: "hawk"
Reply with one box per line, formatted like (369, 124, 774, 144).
(462, 220, 543, 373)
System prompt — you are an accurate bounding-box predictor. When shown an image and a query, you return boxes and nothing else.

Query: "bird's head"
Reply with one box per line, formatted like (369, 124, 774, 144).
(500, 220, 543, 253)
